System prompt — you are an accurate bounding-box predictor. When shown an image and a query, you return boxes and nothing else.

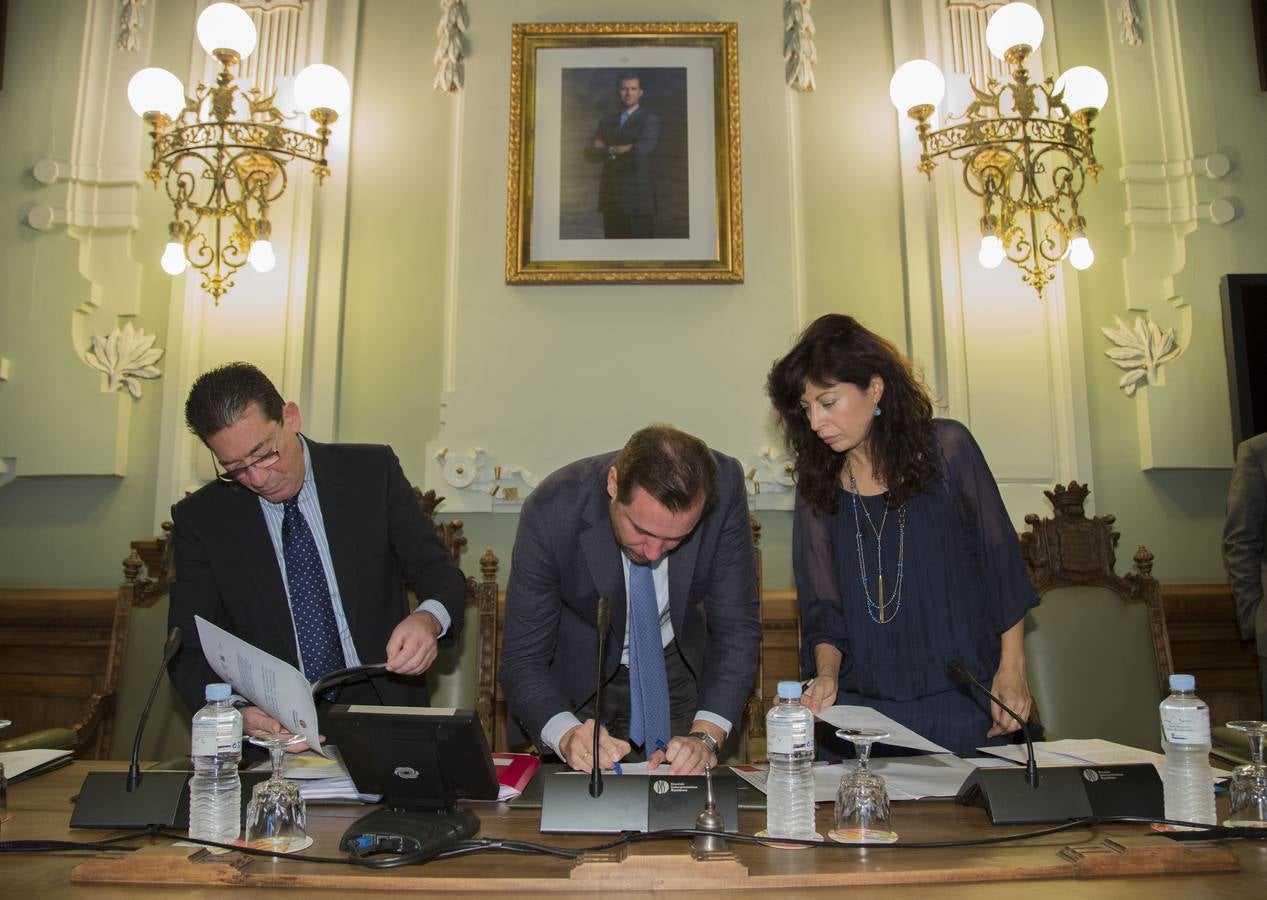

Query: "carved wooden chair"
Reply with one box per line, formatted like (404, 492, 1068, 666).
(1020, 482, 1173, 751)
(0, 551, 153, 758)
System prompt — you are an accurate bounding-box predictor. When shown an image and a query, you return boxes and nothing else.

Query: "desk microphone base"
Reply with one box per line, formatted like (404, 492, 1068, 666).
(70, 771, 192, 829)
(957, 764, 1163, 825)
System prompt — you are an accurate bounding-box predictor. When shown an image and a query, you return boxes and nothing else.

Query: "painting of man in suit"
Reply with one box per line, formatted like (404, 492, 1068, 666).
(559, 67, 689, 241)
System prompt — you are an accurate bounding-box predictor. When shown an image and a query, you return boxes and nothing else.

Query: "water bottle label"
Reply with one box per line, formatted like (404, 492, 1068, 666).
(767, 731, 811, 755)
(1160, 706, 1210, 744)
(191, 717, 243, 756)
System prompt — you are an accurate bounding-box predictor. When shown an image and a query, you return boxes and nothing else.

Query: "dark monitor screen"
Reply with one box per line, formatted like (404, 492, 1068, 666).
(330, 705, 499, 811)
(1221, 273, 1267, 447)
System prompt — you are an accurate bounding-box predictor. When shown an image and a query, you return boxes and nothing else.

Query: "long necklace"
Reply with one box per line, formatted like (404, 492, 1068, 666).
(845, 458, 907, 624)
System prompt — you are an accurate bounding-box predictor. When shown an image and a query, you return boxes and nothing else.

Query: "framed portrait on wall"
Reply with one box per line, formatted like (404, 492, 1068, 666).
(505, 22, 743, 284)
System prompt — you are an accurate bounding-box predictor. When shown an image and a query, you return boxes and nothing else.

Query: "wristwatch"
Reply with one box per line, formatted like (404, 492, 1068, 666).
(687, 731, 720, 756)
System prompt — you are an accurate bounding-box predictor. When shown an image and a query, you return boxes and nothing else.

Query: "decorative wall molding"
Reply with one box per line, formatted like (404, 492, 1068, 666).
(1119, 152, 1237, 226)
(1101, 315, 1180, 397)
(117, 0, 145, 52)
(82, 323, 164, 399)
(433, 446, 539, 511)
(746, 446, 795, 509)
(1119, 0, 1144, 46)
(945, 1, 1008, 87)
(783, 0, 817, 92)
(434, 0, 469, 93)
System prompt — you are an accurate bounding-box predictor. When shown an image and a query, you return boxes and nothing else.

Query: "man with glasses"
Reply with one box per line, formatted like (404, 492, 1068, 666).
(166, 363, 466, 743)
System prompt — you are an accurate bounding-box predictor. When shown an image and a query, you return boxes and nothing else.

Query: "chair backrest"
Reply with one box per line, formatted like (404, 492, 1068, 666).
(1021, 481, 1173, 751)
(0, 553, 143, 758)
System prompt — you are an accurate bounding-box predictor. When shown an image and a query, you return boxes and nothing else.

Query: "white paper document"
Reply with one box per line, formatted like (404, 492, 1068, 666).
(815, 705, 951, 754)
(731, 754, 974, 802)
(194, 615, 332, 758)
(0, 747, 73, 780)
(977, 738, 1165, 771)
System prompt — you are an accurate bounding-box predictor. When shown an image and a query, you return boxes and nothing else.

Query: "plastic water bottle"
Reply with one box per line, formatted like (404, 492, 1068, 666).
(765, 680, 817, 839)
(188, 682, 243, 843)
(1159, 673, 1216, 825)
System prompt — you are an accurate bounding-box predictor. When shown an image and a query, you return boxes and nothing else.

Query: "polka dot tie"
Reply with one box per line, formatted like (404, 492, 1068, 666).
(282, 497, 346, 686)
(627, 562, 670, 752)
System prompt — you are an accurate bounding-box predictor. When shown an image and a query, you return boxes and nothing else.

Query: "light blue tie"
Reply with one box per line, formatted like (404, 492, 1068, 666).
(627, 562, 670, 751)
(282, 497, 346, 687)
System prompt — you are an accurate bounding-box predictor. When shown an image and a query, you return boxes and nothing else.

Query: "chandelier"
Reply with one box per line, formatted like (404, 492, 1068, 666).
(126, 3, 350, 302)
(889, 2, 1108, 298)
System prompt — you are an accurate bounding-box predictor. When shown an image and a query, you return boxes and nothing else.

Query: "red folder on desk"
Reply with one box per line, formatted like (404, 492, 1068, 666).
(492, 753, 541, 799)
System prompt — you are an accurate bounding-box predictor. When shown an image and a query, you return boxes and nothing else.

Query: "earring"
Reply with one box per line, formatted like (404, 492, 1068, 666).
(872, 406, 881, 417)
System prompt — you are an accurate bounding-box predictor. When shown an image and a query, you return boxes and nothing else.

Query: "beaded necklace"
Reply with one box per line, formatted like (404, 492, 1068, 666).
(845, 458, 907, 624)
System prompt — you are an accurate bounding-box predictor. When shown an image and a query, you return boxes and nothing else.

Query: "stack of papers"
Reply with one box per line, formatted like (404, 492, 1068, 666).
(732, 755, 976, 802)
(0, 747, 73, 783)
(248, 747, 380, 803)
(978, 738, 1167, 774)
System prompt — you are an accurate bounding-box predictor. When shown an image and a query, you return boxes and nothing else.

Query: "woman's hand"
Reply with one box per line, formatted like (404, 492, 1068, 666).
(987, 620, 1032, 737)
(800, 673, 838, 714)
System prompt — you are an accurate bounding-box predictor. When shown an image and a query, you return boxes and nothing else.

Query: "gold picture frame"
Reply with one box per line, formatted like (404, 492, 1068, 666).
(505, 22, 743, 285)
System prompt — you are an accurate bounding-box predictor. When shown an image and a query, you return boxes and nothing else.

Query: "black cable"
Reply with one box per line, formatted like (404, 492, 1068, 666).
(0, 839, 141, 854)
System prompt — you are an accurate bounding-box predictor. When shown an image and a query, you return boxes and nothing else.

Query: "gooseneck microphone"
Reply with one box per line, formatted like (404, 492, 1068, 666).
(946, 659, 1038, 788)
(71, 625, 195, 828)
(589, 597, 611, 799)
(127, 626, 183, 791)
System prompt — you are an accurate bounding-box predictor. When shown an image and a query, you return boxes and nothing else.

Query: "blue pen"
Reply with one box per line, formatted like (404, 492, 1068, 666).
(613, 761, 623, 775)
(655, 739, 668, 754)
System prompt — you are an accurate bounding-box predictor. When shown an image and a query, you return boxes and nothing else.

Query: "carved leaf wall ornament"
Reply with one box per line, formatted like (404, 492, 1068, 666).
(784, 0, 818, 92)
(83, 322, 164, 399)
(1101, 315, 1180, 397)
(433, 0, 470, 93)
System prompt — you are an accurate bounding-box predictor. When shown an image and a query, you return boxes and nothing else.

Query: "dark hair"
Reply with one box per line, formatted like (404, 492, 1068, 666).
(614, 424, 718, 512)
(766, 314, 937, 514)
(184, 362, 283, 442)
(618, 72, 641, 87)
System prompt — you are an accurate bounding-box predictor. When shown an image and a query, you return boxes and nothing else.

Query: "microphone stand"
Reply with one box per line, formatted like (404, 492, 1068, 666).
(947, 660, 1038, 787)
(589, 597, 611, 799)
(71, 627, 196, 829)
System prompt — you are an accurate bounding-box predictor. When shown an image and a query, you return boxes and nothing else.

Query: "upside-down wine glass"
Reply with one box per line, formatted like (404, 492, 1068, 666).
(830, 728, 898, 844)
(1224, 720, 1267, 828)
(244, 730, 312, 852)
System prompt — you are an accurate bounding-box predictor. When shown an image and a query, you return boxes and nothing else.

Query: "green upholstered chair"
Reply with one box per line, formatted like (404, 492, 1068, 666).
(1020, 482, 1173, 752)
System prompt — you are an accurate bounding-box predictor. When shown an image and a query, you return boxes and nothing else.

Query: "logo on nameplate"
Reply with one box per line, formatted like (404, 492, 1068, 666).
(394, 766, 420, 780)
(652, 779, 670, 795)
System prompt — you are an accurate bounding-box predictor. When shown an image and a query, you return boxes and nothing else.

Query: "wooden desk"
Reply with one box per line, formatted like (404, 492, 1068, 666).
(2, 762, 1264, 898)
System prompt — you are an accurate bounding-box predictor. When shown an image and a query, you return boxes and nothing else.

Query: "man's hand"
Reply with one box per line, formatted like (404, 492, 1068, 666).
(241, 706, 321, 753)
(800, 674, 838, 714)
(560, 720, 630, 774)
(591, 137, 607, 150)
(610, 143, 633, 156)
(385, 610, 441, 675)
(648, 722, 723, 775)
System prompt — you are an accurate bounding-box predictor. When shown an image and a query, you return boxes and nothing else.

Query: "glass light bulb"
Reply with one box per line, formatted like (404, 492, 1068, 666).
(986, 2, 1045, 60)
(294, 64, 351, 116)
(197, 2, 257, 59)
(160, 242, 189, 275)
(247, 240, 276, 273)
(127, 67, 185, 119)
(1054, 66, 1109, 113)
(888, 59, 946, 113)
(1068, 236, 1095, 270)
(978, 234, 1006, 269)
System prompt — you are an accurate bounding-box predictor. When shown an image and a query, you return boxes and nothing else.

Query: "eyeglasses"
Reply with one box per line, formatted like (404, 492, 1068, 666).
(214, 429, 283, 483)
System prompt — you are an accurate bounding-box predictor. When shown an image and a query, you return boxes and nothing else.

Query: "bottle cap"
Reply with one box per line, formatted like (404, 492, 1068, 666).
(777, 680, 803, 700)
(1168, 674, 1195, 692)
(204, 682, 232, 701)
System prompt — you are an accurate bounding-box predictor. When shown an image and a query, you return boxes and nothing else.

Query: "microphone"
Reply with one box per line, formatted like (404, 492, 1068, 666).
(589, 597, 611, 799)
(127, 626, 183, 791)
(71, 626, 196, 829)
(945, 659, 1037, 787)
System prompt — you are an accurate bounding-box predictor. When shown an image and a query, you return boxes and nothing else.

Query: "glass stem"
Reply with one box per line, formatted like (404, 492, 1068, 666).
(270, 743, 286, 782)
(1250, 731, 1265, 766)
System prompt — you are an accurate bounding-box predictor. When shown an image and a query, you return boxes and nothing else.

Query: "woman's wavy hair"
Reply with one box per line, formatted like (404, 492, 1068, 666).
(766, 314, 937, 515)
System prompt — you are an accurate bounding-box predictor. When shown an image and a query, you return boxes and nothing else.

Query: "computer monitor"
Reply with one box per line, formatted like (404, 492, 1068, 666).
(330, 705, 499, 812)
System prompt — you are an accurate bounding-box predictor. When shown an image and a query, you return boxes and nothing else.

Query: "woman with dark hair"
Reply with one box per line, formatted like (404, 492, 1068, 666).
(767, 314, 1037, 756)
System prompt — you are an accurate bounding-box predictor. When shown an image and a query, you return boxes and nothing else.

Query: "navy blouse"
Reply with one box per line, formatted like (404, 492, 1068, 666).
(793, 419, 1038, 706)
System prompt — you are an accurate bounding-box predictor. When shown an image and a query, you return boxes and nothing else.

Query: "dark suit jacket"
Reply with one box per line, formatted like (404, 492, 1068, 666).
(1224, 433, 1267, 655)
(499, 450, 761, 748)
(584, 107, 661, 217)
(167, 439, 467, 716)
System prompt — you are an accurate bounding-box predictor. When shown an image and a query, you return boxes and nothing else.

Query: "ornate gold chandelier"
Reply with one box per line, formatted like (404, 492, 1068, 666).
(889, 2, 1108, 298)
(126, 3, 350, 303)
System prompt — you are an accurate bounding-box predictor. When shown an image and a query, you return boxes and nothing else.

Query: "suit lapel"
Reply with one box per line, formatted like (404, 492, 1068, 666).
(667, 522, 701, 637)
(224, 483, 296, 661)
(307, 440, 361, 636)
(579, 473, 625, 674)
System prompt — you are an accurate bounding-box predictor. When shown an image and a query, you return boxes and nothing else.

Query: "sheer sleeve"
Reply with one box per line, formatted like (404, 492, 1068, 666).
(793, 491, 846, 677)
(935, 419, 1038, 633)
